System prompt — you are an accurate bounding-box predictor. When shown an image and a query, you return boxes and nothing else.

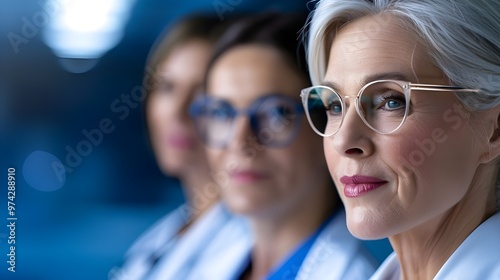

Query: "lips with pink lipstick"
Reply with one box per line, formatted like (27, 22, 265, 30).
(229, 169, 269, 184)
(167, 134, 196, 149)
(340, 175, 388, 198)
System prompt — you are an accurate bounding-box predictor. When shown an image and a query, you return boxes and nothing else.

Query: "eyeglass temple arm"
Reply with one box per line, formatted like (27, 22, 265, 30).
(409, 83, 480, 93)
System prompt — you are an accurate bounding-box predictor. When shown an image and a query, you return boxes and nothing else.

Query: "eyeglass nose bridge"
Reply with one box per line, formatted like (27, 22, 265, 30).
(229, 108, 261, 138)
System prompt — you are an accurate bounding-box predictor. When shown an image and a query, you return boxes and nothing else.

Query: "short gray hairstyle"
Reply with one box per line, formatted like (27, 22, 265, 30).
(305, 0, 500, 209)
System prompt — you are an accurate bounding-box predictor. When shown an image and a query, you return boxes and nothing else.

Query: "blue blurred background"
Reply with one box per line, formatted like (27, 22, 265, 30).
(0, 1, 392, 279)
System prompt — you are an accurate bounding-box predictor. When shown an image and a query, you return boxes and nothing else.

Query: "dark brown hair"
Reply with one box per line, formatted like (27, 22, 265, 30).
(205, 12, 310, 91)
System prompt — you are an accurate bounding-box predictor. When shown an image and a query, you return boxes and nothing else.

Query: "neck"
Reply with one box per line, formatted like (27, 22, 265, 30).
(245, 184, 338, 280)
(390, 164, 497, 279)
(179, 163, 220, 224)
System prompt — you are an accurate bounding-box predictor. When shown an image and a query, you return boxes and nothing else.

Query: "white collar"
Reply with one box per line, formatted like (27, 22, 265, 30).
(435, 211, 500, 279)
(371, 212, 500, 280)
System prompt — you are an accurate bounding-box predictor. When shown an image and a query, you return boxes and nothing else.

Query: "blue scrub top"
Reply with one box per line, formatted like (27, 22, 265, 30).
(239, 212, 337, 280)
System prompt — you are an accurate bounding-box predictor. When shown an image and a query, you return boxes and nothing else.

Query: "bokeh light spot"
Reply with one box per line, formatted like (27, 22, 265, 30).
(23, 150, 66, 192)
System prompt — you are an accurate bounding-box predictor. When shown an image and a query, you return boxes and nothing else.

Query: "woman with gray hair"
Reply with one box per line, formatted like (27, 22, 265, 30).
(301, 0, 500, 278)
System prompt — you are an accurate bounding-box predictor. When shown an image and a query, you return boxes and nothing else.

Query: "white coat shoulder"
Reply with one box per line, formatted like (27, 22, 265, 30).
(112, 204, 189, 280)
(371, 211, 500, 280)
(185, 214, 253, 280)
(297, 209, 378, 280)
(435, 211, 500, 279)
(146, 202, 233, 280)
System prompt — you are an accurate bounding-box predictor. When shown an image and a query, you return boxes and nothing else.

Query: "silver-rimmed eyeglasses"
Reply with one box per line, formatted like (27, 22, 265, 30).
(300, 80, 479, 137)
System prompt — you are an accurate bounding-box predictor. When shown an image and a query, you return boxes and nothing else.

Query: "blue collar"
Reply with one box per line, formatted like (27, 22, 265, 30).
(265, 211, 338, 280)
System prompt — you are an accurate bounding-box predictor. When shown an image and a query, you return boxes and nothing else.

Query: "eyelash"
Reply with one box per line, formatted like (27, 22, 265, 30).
(377, 92, 406, 110)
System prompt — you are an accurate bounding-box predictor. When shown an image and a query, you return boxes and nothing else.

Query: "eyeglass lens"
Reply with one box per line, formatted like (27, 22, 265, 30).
(304, 81, 408, 135)
(191, 95, 302, 148)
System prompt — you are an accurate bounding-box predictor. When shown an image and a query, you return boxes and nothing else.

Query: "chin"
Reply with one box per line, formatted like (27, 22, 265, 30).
(225, 199, 255, 215)
(345, 206, 392, 240)
(224, 196, 270, 217)
(158, 147, 201, 174)
(157, 158, 187, 177)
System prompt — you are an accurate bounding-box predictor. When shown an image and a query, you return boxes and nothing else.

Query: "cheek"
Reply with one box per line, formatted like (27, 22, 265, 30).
(290, 129, 328, 174)
(393, 121, 474, 209)
(148, 95, 173, 129)
(323, 138, 338, 178)
(398, 122, 469, 175)
(147, 99, 167, 144)
(206, 149, 224, 174)
(277, 151, 322, 187)
(206, 148, 238, 189)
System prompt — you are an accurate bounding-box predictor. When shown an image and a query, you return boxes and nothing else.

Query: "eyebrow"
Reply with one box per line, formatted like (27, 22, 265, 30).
(321, 72, 412, 92)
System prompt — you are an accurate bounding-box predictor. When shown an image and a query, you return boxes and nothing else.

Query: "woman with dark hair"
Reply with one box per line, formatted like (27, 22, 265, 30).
(113, 14, 248, 280)
(188, 12, 376, 280)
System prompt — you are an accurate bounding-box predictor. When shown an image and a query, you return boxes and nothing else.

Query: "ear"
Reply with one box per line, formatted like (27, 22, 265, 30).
(480, 109, 500, 164)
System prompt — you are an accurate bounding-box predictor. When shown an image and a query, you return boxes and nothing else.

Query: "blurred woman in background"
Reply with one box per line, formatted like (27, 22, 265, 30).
(188, 13, 377, 279)
(114, 15, 240, 280)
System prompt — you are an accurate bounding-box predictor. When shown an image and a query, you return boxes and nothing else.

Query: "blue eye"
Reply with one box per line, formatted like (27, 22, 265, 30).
(327, 101, 342, 115)
(372, 90, 406, 111)
(255, 105, 294, 130)
(270, 106, 292, 118)
(386, 100, 402, 109)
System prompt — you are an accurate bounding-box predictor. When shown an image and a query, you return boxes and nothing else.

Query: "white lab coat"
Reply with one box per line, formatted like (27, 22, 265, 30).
(370, 211, 500, 280)
(114, 202, 232, 280)
(185, 213, 253, 280)
(296, 209, 378, 280)
(188, 208, 378, 280)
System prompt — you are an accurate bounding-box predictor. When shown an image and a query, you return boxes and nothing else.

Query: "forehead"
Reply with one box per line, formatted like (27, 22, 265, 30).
(325, 13, 444, 89)
(208, 44, 307, 107)
(156, 40, 212, 81)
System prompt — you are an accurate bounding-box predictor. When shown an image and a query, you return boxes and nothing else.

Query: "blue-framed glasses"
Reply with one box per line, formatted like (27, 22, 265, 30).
(189, 93, 304, 148)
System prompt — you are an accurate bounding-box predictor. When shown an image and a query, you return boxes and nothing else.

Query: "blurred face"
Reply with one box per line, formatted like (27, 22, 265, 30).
(323, 14, 491, 238)
(207, 45, 328, 217)
(147, 40, 211, 176)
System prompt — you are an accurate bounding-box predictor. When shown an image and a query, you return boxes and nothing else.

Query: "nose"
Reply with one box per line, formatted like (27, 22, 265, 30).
(330, 104, 374, 158)
(228, 114, 262, 158)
